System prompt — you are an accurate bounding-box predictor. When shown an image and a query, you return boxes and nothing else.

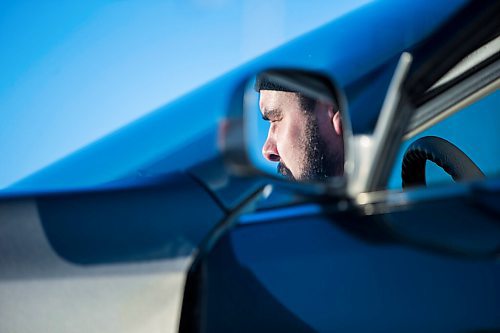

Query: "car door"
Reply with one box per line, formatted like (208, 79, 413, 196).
(178, 1, 500, 332)
(0, 171, 228, 333)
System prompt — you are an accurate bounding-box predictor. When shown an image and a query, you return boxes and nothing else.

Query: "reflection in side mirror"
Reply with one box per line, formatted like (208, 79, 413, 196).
(243, 70, 348, 184)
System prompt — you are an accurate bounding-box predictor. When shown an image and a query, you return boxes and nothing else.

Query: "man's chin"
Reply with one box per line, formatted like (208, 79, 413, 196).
(278, 162, 334, 182)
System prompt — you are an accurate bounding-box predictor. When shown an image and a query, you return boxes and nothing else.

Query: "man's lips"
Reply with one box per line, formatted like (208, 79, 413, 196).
(277, 162, 294, 180)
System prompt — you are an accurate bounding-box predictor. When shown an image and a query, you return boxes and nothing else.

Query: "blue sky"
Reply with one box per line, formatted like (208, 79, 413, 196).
(0, 0, 371, 188)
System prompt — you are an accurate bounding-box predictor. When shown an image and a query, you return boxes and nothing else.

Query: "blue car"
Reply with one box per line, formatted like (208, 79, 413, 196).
(1, 1, 499, 332)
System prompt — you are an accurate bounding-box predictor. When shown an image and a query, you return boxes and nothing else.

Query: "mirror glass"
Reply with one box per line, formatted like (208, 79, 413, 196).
(243, 70, 348, 183)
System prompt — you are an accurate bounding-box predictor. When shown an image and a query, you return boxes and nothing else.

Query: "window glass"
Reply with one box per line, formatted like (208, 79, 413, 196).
(388, 90, 499, 189)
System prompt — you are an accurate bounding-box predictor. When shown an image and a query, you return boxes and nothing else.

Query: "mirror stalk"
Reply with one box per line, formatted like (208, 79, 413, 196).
(346, 52, 413, 196)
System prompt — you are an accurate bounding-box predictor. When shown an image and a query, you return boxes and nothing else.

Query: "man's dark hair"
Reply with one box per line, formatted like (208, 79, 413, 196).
(297, 94, 316, 113)
(254, 70, 337, 113)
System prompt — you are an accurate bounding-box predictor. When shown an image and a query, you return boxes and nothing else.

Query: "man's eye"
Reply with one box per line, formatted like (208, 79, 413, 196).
(262, 117, 279, 123)
(262, 114, 282, 123)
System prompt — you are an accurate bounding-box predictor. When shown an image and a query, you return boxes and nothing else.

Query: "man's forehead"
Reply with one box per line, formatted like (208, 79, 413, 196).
(259, 90, 298, 110)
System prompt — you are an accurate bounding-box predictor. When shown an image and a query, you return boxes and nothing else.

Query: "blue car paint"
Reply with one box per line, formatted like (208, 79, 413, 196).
(36, 171, 226, 264)
(4, 0, 468, 194)
(229, 211, 500, 332)
(0, 1, 497, 331)
(196, 178, 500, 331)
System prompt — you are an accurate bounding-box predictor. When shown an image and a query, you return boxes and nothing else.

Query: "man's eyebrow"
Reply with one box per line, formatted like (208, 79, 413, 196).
(261, 108, 283, 121)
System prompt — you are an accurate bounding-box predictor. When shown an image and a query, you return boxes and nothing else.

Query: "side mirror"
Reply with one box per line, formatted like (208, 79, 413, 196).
(220, 54, 413, 198)
(220, 69, 351, 193)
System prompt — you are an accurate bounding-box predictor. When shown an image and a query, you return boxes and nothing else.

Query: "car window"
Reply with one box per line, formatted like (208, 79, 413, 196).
(388, 89, 499, 189)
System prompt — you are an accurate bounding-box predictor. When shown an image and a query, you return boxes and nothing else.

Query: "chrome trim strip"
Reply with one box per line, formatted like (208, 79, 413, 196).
(239, 203, 323, 225)
(405, 61, 500, 139)
(431, 36, 500, 89)
(347, 53, 413, 195)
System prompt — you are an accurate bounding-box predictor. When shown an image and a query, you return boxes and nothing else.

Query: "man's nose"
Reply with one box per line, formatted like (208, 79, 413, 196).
(262, 135, 280, 162)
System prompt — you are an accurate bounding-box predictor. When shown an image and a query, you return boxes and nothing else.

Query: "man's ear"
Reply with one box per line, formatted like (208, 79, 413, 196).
(330, 107, 342, 136)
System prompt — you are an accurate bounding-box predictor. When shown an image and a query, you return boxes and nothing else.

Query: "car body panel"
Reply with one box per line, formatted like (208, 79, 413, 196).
(0, 198, 190, 333)
(3, 0, 468, 194)
(1, 1, 498, 333)
(186, 180, 500, 332)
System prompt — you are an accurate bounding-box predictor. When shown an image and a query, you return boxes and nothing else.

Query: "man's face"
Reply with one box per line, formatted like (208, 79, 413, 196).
(259, 90, 344, 181)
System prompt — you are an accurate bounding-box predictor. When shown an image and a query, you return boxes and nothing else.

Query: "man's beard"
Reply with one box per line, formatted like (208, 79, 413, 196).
(278, 116, 342, 181)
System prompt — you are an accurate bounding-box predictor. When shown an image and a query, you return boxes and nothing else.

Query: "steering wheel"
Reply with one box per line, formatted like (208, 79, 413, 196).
(401, 136, 485, 188)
